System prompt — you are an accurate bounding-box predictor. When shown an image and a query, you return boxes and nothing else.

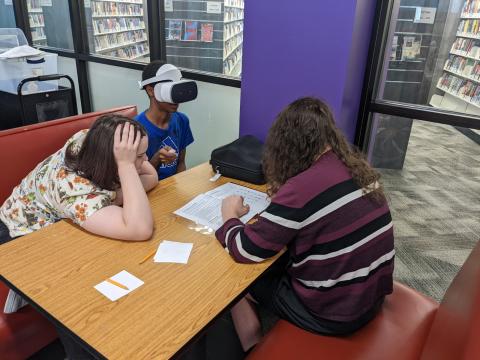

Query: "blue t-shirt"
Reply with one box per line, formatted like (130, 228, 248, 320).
(135, 111, 194, 179)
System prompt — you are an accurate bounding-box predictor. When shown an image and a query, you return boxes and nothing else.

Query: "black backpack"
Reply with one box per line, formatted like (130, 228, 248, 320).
(210, 135, 266, 185)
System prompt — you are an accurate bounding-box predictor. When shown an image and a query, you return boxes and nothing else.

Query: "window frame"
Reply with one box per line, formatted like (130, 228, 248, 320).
(11, 0, 241, 114)
(355, 0, 480, 152)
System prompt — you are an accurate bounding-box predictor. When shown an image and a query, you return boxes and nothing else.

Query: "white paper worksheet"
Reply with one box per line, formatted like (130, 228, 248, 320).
(174, 183, 270, 230)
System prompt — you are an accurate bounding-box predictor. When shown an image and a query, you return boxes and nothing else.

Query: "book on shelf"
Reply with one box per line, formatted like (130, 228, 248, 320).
(451, 37, 480, 59)
(92, 2, 143, 17)
(401, 36, 421, 60)
(94, 17, 145, 34)
(29, 14, 44, 27)
(463, 0, 480, 17)
(27, 0, 41, 12)
(94, 30, 146, 51)
(458, 19, 480, 36)
(168, 20, 182, 40)
(437, 73, 480, 104)
(183, 21, 198, 41)
(104, 42, 149, 60)
(200, 23, 213, 42)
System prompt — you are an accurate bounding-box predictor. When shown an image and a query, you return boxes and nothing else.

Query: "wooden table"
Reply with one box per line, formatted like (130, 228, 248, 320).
(0, 163, 278, 359)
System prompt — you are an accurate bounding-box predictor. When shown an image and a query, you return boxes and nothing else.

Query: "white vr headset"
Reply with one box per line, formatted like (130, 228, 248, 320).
(138, 64, 198, 104)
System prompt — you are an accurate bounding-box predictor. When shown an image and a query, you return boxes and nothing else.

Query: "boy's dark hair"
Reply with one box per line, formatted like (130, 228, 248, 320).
(64, 114, 146, 191)
(141, 60, 166, 89)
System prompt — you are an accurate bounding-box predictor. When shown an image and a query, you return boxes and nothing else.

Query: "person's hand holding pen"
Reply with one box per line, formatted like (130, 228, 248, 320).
(221, 195, 250, 222)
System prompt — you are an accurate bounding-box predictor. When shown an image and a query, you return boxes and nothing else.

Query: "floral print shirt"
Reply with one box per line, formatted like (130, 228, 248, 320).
(0, 130, 115, 237)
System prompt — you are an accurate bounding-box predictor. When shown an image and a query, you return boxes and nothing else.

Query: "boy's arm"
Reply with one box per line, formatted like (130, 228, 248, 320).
(176, 149, 187, 173)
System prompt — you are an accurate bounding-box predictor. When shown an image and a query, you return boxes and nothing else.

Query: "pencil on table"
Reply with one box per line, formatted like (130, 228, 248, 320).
(106, 278, 129, 291)
(139, 248, 157, 264)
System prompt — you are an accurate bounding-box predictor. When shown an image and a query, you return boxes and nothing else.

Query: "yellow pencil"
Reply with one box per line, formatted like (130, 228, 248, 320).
(106, 278, 129, 291)
(139, 248, 157, 265)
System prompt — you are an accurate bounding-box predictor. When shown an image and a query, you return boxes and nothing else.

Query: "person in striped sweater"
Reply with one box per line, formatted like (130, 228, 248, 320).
(216, 97, 394, 351)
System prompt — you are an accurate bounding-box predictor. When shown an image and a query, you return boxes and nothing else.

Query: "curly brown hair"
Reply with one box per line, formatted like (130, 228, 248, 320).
(262, 97, 384, 201)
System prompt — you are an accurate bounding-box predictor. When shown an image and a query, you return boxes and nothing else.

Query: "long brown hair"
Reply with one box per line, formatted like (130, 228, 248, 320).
(64, 114, 146, 190)
(262, 97, 384, 200)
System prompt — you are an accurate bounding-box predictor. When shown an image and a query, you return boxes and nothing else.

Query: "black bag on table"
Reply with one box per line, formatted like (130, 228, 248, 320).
(210, 135, 266, 185)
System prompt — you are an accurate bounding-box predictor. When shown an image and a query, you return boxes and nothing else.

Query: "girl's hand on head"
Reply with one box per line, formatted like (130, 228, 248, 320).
(114, 123, 141, 167)
(221, 195, 250, 222)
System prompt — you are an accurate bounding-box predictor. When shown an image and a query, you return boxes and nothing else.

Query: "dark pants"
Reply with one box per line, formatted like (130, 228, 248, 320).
(250, 252, 384, 336)
(0, 219, 13, 245)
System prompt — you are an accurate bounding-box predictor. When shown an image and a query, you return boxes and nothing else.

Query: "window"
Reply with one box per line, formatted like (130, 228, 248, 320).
(84, 0, 150, 63)
(164, 0, 244, 78)
(26, 0, 74, 50)
(0, 1, 16, 29)
(378, 0, 480, 118)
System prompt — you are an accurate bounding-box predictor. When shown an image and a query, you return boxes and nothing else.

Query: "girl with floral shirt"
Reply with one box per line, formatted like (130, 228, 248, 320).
(0, 114, 159, 359)
(0, 114, 158, 241)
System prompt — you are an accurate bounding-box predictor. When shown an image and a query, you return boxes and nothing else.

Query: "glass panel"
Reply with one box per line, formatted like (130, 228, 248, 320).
(26, 0, 74, 50)
(164, 0, 244, 78)
(0, 1, 16, 29)
(84, 0, 150, 63)
(368, 114, 480, 300)
(377, 0, 480, 116)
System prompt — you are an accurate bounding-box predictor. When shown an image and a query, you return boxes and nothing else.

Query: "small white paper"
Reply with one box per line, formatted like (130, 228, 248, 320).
(414, 7, 436, 24)
(164, 0, 173, 12)
(4, 0, 13, 6)
(154, 240, 193, 264)
(94, 270, 144, 301)
(207, 1, 222, 14)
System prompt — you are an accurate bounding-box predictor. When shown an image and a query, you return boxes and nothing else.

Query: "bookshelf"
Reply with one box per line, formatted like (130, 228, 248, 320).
(27, 0, 47, 46)
(164, 0, 243, 77)
(87, 0, 149, 61)
(431, 0, 480, 110)
(223, 0, 243, 76)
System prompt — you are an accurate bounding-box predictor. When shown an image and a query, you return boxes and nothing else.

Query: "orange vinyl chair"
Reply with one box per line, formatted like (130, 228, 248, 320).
(248, 240, 480, 360)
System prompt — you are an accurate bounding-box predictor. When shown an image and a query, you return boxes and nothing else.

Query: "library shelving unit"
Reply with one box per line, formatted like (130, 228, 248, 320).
(223, 0, 243, 77)
(164, 0, 243, 77)
(87, 0, 149, 61)
(430, 0, 480, 114)
(27, 0, 47, 46)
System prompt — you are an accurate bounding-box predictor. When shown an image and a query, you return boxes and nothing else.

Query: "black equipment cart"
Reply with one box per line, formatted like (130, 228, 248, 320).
(0, 74, 77, 130)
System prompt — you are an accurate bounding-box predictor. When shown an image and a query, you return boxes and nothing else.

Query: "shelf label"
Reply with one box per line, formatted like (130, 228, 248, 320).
(40, 0, 52, 6)
(414, 7, 436, 24)
(165, 0, 173, 12)
(207, 1, 222, 14)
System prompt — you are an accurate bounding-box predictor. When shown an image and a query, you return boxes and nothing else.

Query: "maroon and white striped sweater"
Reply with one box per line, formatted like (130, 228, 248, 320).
(215, 151, 394, 322)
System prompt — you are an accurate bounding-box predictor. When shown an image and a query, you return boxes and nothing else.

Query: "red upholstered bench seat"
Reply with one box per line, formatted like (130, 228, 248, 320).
(248, 282, 438, 360)
(249, 239, 480, 360)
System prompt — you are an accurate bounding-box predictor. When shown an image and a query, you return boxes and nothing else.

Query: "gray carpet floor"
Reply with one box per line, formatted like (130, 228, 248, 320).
(378, 121, 480, 302)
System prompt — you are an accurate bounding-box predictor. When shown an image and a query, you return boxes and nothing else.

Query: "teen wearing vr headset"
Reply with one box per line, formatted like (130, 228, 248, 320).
(136, 61, 198, 180)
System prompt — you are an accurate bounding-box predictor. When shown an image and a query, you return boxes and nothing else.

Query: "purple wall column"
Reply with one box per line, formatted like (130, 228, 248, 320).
(239, 0, 377, 143)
